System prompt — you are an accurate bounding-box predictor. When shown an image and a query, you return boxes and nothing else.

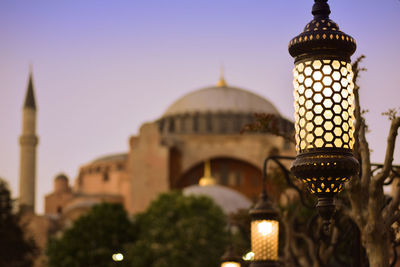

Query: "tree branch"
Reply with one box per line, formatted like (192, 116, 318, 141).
(359, 118, 372, 191)
(352, 55, 366, 163)
(389, 210, 400, 226)
(383, 177, 400, 226)
(351, 55, 371, 191)
(375, 117, 400, 184)
(293, 231, 318, 266)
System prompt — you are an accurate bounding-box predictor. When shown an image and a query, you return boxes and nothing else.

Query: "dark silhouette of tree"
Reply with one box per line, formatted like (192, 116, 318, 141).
(0, 179, 38, 267)
(125, 191, 229, 267)
(46, 202, 135, 267)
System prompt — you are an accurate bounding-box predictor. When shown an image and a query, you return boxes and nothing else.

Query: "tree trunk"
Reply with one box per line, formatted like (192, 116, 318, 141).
(364, 234, 391, 267)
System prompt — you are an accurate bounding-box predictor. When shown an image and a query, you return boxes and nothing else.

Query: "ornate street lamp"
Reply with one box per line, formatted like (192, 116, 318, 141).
(289, 0, 359, 229)
(249, 159, 279, 267)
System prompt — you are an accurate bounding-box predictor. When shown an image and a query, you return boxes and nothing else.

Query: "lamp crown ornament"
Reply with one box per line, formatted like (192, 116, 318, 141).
(288, 0, 359, 231)
(312, 0, 330, 18)
(289, 0, 356, 63)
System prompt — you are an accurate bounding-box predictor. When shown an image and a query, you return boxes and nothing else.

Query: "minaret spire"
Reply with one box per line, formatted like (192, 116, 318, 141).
(23, 69, 36, 109)
(216, 65, 227, 87)
(19, 69, 39, 213)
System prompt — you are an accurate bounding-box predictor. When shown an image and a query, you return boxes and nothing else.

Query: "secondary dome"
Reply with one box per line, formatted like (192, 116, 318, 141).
(183, 160, 252, 214)
(183, 184, 252, 214)
(163, 80, 280, 117)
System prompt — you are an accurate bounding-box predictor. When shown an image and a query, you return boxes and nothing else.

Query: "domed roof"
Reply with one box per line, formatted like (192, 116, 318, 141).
(55, 173, 68, 180)
(183, 184, 252, 214)
(163, 81, 280, 117)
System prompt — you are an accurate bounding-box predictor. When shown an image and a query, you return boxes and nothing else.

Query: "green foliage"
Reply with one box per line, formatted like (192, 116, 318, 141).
(46, 202, 134, 267)
(0, 179, 38, 267)
(125, 191, 229, 267)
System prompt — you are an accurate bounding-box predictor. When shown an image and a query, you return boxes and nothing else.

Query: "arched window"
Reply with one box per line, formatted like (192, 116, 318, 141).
(103, 171, 109, 182)
(206, 113, 212, 132)
(193, 114, 199, 132)
(169, 118, 175, 133)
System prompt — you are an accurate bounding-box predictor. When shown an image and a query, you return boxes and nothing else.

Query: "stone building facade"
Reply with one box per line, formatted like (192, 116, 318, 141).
(42, 76, 295, 221)
(18, 72, 295, 266)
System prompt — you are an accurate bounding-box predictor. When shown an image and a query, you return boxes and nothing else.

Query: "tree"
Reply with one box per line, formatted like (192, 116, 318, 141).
(246, 56, 400, 267)
(0, 179, 38, 267)
(46, 202, 135, 267)
(125, 191, 229, 267)
(346, 56, 400, 267)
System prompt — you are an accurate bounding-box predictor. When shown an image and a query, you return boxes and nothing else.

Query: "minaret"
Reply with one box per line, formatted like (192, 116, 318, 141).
(19, 70, 39, 213)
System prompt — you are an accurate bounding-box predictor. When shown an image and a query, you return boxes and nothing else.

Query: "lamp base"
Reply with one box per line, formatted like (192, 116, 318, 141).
(316, 196, 335, 235)
(249, 260, 279, 267)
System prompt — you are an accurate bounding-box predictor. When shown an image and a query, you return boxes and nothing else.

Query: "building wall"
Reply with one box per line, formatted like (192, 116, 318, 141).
(44, 191, 74, 215)
(129, 123, 169, 214)
(165, 133, 294, 176)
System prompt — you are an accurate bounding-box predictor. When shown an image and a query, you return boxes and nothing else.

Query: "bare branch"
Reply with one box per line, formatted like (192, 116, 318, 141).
(360, 118, 372, 189)
(352, 55, 366, 162)
(375, 117, 400, 184)
(281, 208, 312, 267)
(241, 113, 295, 143)
(350, 55, 371, 191)
(389, 211, 400, 226)
(384, 178, 400, 225)
(293, 231, 318, 265)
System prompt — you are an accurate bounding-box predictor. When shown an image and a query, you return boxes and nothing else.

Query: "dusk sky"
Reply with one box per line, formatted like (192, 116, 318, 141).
(1, 0, 399, 213)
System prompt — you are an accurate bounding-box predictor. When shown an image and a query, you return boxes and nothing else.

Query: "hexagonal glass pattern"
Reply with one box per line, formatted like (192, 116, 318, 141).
(293, 60, 355, 151)
(251, 220, 279, 261)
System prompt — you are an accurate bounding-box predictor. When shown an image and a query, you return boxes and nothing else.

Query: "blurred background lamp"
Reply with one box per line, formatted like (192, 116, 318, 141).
(112, 253, 124, 262)
(249, 193, 279, 267)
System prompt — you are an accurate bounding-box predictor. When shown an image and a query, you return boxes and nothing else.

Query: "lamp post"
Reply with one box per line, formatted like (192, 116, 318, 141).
(288, 0, 359, 230)
(249, 159, 279, 267)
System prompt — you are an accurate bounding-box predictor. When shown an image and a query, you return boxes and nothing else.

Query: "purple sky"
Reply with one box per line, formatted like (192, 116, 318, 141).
(1, 0, 399, 213)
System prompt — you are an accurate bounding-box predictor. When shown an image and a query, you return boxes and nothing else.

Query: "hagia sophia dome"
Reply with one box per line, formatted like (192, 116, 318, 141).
(163, 82, 280, 117)
(157, 76, 290, 136)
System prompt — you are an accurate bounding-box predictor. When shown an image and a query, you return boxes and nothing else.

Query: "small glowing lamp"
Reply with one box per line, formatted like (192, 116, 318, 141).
(243, 251, 255, 261)
(249, 193, 279, 267)
(221, 246, 241, 267)
(112, 253, 124, 262)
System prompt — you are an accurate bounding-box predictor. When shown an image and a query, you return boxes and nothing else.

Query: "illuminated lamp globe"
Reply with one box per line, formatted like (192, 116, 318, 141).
(288, 0, 359, 230)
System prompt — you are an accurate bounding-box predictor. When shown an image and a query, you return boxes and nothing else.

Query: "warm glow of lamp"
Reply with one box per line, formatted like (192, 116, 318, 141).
(251, 220, 279, 261)
(293, 59, 355, 156)
(221, 245, 242, 267)
(221, 262, 241, 267)
(257, 220, 273, 236)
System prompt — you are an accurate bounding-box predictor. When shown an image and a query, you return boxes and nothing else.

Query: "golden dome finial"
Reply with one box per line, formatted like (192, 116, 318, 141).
(199, 159, 217, 186)
(216, 65, 227, 87)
